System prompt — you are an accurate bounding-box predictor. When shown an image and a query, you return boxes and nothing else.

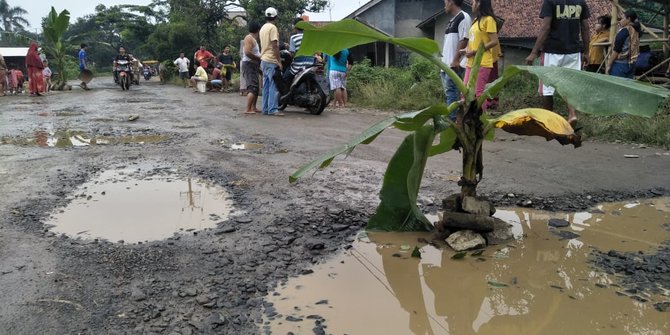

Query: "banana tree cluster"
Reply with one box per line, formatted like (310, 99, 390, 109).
(289, 19, 669, 232)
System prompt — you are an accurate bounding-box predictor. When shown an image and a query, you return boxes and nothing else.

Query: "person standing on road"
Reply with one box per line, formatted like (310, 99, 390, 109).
(440, 0, 471, 119)
(78, 43, 90, 90)
(174, 52, 190, 87)
(259, 7, 284, 116)
(26, 41, 45, 96)
(525, 0, 590, 125)
(606, 10, 640, 79)
(42, 60, 52, 93)
(217, 46, 236, 92)
(242, 21, 262, 114)
(461, 0, 499, 113)
(326, 49, 352, 108)
(0, 52, 7, 96)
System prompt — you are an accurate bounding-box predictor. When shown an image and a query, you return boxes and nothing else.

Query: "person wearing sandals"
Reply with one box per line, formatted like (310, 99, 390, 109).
(242, 21, 262, 114)
(606, 10, 640, 79)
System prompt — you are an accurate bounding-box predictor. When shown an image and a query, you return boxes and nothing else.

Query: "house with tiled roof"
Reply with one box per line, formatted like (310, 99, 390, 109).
(346, 0, 611, 66)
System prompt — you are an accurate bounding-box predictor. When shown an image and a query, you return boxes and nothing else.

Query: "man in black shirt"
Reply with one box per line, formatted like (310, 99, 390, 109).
(217, 46, 235, 91)
(114, 46, 135, 84)
(525, 0, 591, 125)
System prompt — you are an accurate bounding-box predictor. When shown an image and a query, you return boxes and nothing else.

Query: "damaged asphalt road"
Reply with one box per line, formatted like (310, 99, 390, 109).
(0, 79, 669, 334)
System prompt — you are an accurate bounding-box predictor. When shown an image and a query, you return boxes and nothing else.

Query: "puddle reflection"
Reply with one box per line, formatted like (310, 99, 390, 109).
(2, 128, 169, 147)
(266, 198, 670, 335)
(46, 169, 233, 243)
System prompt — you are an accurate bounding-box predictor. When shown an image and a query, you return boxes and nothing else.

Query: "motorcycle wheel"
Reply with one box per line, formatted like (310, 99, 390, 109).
(309, 90, 327, 115)
(279, 103, 287, 111)
(121, 76, 129, 91)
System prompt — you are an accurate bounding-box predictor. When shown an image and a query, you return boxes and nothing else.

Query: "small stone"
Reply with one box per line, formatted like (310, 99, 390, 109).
(131, 287, 147, 301)
(653, 301, 670, 312)
(315, 299, 328, 305)
(183, 288, 198, 297)
(446, 230, 486, 251)
(548, 219, 570, 228)
(286, 316, 303, 322)
(235, 217, 253, 224)
(196, 295, 210, 305)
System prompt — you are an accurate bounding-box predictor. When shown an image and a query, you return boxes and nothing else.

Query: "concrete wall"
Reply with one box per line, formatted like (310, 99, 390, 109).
(395, 0, 444, 37)
(358, 0, 396, 36)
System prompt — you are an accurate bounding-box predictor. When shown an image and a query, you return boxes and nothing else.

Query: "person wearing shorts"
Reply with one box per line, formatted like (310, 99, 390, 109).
(526, 0, 590, 125)
(242, 21, 262, 114)
(327, 49, 352, 108)
(174, 52, 190, 87)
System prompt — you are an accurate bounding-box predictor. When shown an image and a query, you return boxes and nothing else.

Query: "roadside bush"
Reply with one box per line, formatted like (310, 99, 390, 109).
(347, 56, 442, 110)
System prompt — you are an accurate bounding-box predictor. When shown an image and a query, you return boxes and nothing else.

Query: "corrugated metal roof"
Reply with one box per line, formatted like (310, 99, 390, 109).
(0, 47, 29, 57)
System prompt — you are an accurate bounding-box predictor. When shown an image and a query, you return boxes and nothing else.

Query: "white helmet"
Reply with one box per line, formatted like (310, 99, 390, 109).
(265, 7, 278, 18)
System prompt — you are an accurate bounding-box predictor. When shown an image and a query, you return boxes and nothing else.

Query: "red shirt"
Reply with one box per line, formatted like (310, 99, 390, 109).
(195, 50, 214, 67)
(212, 68, 222, 80)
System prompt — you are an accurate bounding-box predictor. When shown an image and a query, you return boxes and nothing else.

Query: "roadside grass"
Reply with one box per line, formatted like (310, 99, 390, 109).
(349, 65, 670, 148)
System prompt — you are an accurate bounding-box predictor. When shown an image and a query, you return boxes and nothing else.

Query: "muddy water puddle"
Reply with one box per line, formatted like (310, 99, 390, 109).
(45, 168, 233, 243)
(1, 129, 168, 147)
(265, 198, 670, 335)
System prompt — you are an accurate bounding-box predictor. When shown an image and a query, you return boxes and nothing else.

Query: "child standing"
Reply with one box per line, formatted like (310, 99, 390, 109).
(42, 60, 52, 93)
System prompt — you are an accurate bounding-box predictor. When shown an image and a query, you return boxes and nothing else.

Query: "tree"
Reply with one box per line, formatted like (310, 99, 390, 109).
(42, 7, 71, 89)
(0, 0, 29, 32)
(290, 20, 669, 232)
(238, 0, 329, 40)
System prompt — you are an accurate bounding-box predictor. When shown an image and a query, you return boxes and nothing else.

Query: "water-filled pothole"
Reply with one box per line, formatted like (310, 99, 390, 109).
(1, 129, 169, 147)
(264, 198, 670, 335)
(45, 168, 233, 243)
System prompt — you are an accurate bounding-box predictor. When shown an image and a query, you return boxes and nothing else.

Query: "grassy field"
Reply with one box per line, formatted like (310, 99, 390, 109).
(347, 63, 670, 148)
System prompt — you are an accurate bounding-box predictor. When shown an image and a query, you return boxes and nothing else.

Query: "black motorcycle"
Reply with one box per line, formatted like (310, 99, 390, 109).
(274, 52, 330, 115)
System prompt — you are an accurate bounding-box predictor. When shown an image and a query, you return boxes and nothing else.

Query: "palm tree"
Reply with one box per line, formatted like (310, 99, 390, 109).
(0, 0, 30, 32)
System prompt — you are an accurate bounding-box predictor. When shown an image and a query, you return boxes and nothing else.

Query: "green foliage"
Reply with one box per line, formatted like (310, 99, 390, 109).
(368, 125, 435, 232)
(580, 113, 670, 148)
(0, 0, 29, 32)
(346, 58, 442, 110)
(42, 7, 71, 86)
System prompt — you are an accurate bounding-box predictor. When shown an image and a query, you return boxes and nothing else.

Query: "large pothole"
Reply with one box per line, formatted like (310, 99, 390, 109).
(44, 166, 234, 243)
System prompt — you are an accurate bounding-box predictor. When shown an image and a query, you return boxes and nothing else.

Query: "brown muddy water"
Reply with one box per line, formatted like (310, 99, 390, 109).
(265, 199, 670, 335)
(1, 129, 168, 147)
(45, 168, 233, 243)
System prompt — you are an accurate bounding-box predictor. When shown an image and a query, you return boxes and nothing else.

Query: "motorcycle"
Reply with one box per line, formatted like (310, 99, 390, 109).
(143, 67, 152, 81)
(274, 52, 330, 115)
(115, 59, 132, 91)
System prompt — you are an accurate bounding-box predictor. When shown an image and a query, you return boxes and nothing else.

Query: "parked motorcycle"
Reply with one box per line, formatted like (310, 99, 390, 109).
(274, 57, 330, 115)
(116, 59, 132, 91)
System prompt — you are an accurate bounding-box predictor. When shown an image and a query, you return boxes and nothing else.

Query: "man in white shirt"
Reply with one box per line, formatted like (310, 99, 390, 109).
(440, 0, 471, 120)
(174, 52, 190, 87)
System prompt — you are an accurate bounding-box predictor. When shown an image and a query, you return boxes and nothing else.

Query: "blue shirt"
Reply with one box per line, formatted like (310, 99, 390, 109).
(79, 49, 87, 70)
(327, 49, 349, 73)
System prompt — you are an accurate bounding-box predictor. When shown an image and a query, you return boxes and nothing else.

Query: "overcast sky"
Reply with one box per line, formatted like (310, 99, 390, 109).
(19, 0, 366, 32)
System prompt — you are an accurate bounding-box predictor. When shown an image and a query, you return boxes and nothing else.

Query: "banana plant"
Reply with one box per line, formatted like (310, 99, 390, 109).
(42, 7, 71, 87)
(289, 19, 670, 232)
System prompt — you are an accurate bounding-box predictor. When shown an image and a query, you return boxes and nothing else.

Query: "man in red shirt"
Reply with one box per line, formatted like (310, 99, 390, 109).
(194, 44, 215, 68)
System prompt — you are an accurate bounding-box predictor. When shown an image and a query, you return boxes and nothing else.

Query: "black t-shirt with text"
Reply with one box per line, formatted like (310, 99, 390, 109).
(540, 0, 590, 54)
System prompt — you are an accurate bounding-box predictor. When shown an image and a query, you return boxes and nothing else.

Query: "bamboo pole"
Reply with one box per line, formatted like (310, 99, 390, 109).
(609, 0, 619, 45)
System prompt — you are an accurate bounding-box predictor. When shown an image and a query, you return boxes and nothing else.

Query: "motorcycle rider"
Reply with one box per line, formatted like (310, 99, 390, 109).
(113, 46, 135, 85)
(284, 17, 315, 83)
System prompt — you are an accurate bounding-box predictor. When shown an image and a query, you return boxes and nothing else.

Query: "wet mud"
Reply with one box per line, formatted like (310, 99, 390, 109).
(0, 79, 669, 334)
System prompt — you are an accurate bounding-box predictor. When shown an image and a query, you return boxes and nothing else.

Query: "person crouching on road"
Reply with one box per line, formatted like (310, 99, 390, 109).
(190, 63, 208, 91)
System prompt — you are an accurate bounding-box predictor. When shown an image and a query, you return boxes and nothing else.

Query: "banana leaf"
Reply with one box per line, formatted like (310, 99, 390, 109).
(290, 105, 456, 183)
(368, 125, 435, 232)
(483, 66, 669, 117)
(491, 108, 581, 147)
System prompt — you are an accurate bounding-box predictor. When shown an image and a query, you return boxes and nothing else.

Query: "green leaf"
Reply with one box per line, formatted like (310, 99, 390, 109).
(428, 126, 457, 156)
(289, 117, 396, 183)
(451, 251, 467, 260)
(297, 19, 439, 59)
(483, 66, 670, 117)
(411, 246, 421, 258)
(487, 280, 509, 288)
(367, 125, 435, 232)
(296, 19, 467, 95)
(290, 104, 453, 183)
